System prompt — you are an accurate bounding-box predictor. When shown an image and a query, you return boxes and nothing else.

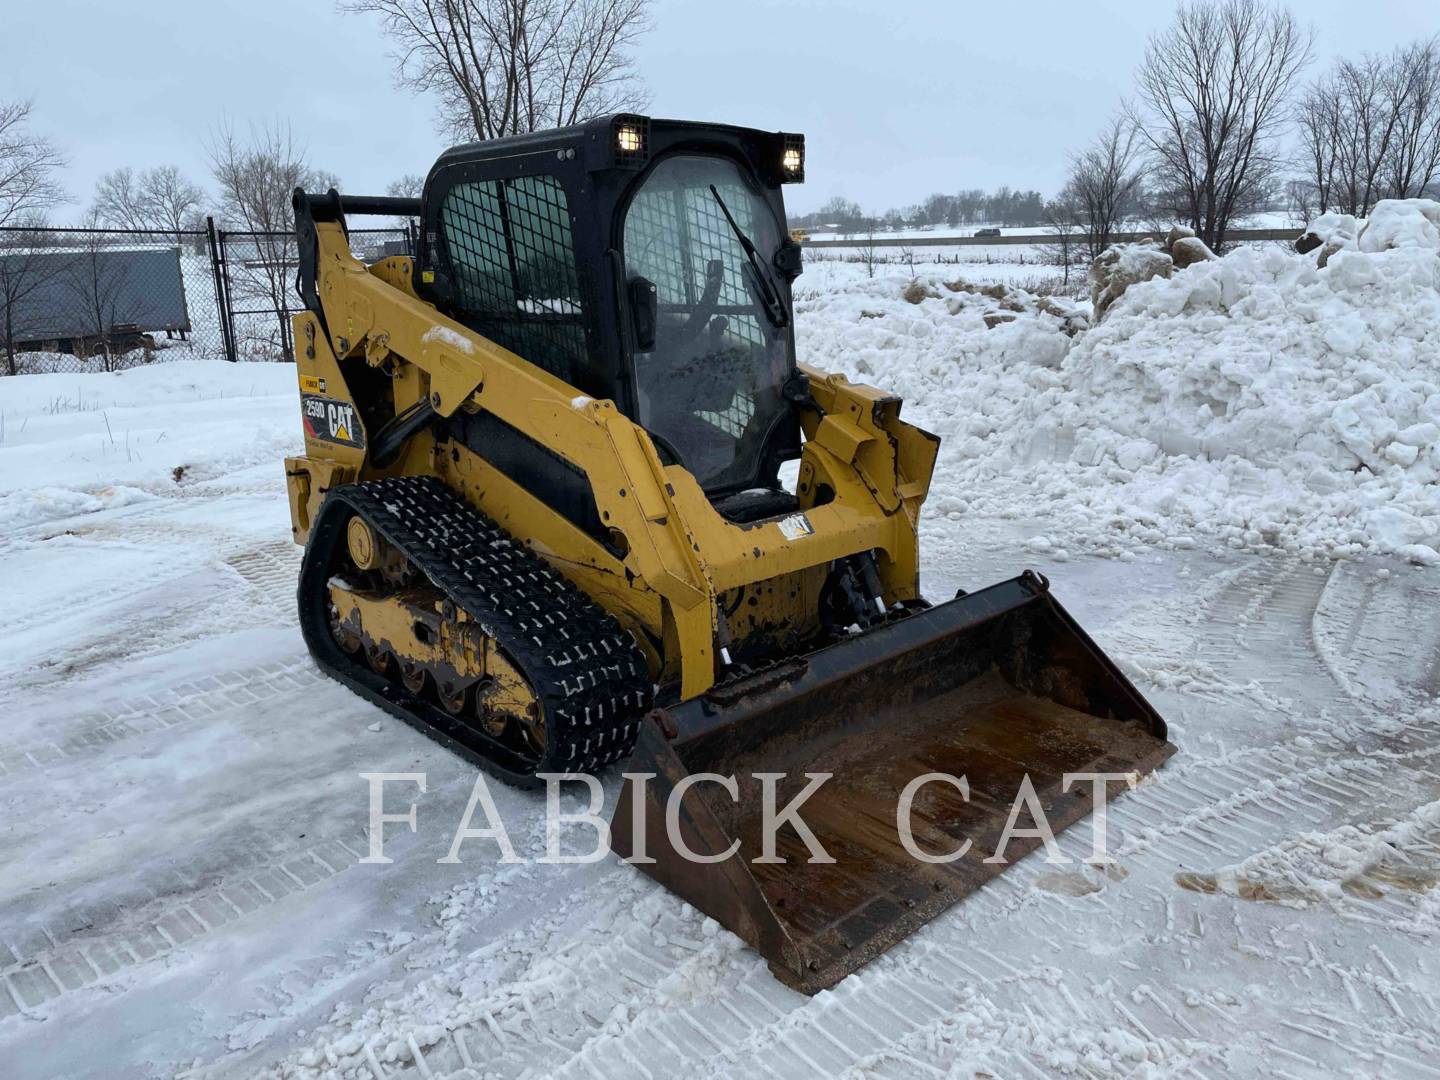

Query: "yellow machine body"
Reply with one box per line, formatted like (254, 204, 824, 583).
(285, 117, 1172, 994)
(285, 224, 940, 702)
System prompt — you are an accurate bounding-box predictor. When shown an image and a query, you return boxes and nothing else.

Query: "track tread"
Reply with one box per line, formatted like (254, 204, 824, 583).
(303, 476, 652, 778)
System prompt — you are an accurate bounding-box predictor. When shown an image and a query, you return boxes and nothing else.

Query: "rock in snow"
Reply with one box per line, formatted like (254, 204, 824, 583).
(1089, 243, 1173, 320)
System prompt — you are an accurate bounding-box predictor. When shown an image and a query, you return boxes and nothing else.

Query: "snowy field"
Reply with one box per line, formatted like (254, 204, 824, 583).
(798, 240, 1305, 300)
(798, 249, 1081, 295)
(1, 218, 1439, 1078)
(803, 210, 1299, 242)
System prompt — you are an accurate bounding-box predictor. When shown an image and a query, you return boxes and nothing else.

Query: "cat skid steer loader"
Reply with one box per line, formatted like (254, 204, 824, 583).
(285, 115, 1174, 993)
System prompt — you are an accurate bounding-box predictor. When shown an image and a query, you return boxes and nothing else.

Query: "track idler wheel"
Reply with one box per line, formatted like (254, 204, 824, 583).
(328, 603, 362, 655)
(437, 679, 471, 716)
(473, 653, 546, 756)
(365, 645, 395, 676)
(400, 661, 429, 696)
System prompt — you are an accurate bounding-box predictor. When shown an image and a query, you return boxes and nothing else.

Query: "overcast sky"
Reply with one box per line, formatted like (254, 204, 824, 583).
(1, 0, 1434, 222)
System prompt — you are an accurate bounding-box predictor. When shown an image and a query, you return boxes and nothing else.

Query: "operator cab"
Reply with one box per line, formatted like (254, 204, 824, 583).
(414, 116, 807, 516)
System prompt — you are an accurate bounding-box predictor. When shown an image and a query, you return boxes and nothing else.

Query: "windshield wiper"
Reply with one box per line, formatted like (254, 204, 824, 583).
(708, 185, 789, 329)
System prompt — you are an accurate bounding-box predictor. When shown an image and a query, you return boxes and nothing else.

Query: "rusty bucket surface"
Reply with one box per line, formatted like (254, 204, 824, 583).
(611, 572, 1175, 993)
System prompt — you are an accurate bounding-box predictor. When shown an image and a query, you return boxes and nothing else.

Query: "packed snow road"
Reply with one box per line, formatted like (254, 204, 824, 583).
(0, 360, 1436, 1079)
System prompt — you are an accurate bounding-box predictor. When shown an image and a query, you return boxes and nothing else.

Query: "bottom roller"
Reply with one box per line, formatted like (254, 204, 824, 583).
(611, 570, 1176, 993)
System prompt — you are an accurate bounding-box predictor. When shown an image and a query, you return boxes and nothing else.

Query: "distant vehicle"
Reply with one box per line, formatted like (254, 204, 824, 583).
(0, 246, 191, 359)
(975, 227, 1002, 238)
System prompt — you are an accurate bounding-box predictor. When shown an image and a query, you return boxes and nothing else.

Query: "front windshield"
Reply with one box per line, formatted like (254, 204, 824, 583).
(622, 154, 790, 490)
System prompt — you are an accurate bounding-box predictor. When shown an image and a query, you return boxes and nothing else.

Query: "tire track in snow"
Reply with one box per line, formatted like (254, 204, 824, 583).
(0, 825, 370, 1020)
(1, 534, 300, 701)
(247, 554, 1440, 1079)
(619, 561, 1440, 1080)
(225, 538, 303, 616)
(263, 873, 774, 1080)
(0, 659, 321, 778)
(1312, 559, 1440, 708)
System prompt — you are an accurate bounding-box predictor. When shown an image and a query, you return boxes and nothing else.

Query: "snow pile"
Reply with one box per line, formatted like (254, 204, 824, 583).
(1358, 198, 1440, 253)
(1299, 198, 1440, 267)
(0, 359, 301, 530)
(795, 273, 1079, 389)
(797, 216, 1440, 564)
(915, 275, 1090, 334)
(1052, 241, 1440, 562)
(1296, 212, 1360, 261)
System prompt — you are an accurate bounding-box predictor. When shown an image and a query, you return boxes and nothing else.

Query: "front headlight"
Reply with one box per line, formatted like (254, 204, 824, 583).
(610, 115, 650, 167)
(780, 134, 805, 183)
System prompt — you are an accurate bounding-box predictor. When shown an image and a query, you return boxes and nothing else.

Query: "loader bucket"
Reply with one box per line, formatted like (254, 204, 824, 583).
(611, 571, 1174, 993)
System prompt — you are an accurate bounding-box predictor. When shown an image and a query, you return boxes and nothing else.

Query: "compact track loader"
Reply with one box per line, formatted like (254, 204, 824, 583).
(286, 115, 1174, 992)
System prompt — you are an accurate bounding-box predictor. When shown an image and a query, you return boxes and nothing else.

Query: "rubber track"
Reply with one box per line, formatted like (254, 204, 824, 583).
(298, 475, 652, 784)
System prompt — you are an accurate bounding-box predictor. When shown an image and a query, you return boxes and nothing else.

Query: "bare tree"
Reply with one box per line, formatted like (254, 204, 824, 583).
(386, 173, 425, 230)
(857, 216, 881, 280)
(0, 99, 67, 229)
(1295, 79, 1342, 215)
(1295, 37, 1440, 216)
(308, 168, 345, 196)
(387, 174, 425, 199)
(1298, 53, 1403, 216)
(1040, 119, 1144, 282)
(1065, 116, 1146, 262)
(347, 0, 652, 141)
(0, 213, 61, 376)
(66, 210, 134, 370)
(94, 167, 149, 231)
(815, 196, 865, 233)
(144, 165, 206, 243)
(1283, 177, 1320, 224)
(208, 121, 332, 359)
(1381, 38, 1440, 201)
(899, 245, 917, 281)
(1332, 56, 1401, 213)
(95, 164, 206, 243)
(1131, 0, 1312, 251)
(1040, 195, 1084, 286)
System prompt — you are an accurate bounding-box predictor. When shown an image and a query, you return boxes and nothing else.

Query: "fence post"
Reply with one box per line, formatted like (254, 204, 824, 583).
(206, 216, 237, 362)
(280, 299, 295, 363)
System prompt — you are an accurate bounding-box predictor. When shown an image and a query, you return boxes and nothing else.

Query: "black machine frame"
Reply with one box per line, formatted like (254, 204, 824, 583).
(294, 114, 807, 500)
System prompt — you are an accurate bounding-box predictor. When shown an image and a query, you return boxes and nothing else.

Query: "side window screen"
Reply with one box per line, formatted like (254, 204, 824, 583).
(439, 175, 585, 382)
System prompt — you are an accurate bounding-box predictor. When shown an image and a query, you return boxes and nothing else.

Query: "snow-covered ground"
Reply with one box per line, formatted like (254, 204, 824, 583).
(2, 215, 1439, 1078)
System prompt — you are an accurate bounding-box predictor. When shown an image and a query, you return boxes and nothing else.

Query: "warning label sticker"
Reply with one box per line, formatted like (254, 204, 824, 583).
(301, 394, 365, 449)
(299, 374, 326, 394)
(776, 512, 815, 541)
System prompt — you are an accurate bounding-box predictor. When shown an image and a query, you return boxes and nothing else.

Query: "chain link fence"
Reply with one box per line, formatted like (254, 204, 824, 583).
(0, 221, 414, 376)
